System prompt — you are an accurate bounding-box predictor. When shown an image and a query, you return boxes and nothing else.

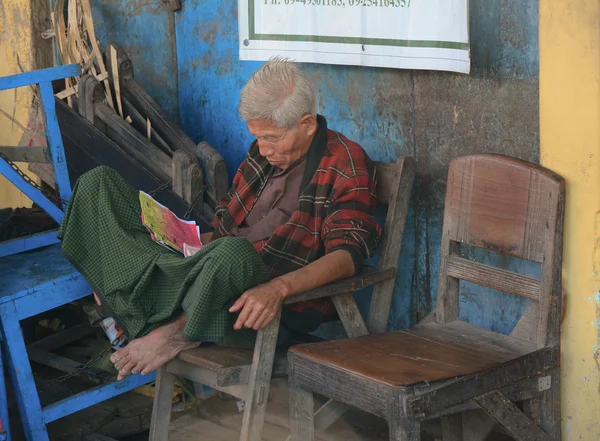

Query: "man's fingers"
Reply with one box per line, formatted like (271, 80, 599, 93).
(234, 302, 253, 330)
(229, 294, 248, 312)
(243, 306, 264, 330)
(94, 293, 102, 306)
(253, 309, 274, 330)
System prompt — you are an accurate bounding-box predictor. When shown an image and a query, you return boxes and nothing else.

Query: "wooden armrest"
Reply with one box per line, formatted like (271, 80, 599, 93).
(284, 266, 396, 305)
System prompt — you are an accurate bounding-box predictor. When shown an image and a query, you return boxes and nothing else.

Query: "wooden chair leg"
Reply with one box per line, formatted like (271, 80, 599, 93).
(389, 415, 420, 441)
(539, 370, 560, 440)
(239, 310, 282, 441)
(289, 382, 315, 441)
(148, 365, 176, 441)
(441, 414, 463, 441)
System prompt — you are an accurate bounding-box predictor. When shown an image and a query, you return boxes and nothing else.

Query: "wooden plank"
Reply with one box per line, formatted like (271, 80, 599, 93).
(28, 323, 93, 351)
(285, 266, 395, 305)
(110, 45, 124, 118)
(288, 351, 393, 419)
(474, 391, 551, 441)
(94, 102, 172, 181)
(289, 363, 315, 441)
(172, 150, 204, 208)
(121, 76, 197, 153)
(79, 0, 115, 109)
(196, 141, 229, 203)
(171, 346, 287, 388)
(120, 96, 172, 155)
(435, 241, 460, 323)
(443, 155, 563, 264)
(420, 372, 545, 422)
(539, 188, 565, 349)
(446, 255, 541, 301)
(407, 348, 558, 418)
(148, 367, 176, 441)
(27, 348, 106, 384)
(332, 292, 369, 338)
(291, 320, 536, 388)
(368, 157, 415, 333)
(389, 392, 420, 441)
(313, 399, 349, 432)
(239, 311, 282, 441)
(539, 367, 560, 440)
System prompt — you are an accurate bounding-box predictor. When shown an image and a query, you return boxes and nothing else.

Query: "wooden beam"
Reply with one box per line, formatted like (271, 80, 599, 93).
(285, 266, 395, 305)
(447, 255, 542, 301)
(474, 391, 551, 441)
(408, 348, 559, 418)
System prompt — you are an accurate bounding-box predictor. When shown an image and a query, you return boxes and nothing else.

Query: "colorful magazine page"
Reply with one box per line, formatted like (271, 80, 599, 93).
(139, 191, 202, 254)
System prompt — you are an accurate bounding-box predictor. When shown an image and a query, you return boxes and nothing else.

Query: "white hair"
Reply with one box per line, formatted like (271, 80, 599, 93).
(239, 57, 317, 129)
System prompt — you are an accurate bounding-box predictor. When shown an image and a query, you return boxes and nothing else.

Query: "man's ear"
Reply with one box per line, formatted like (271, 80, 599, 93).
(300, 114, 318, 136)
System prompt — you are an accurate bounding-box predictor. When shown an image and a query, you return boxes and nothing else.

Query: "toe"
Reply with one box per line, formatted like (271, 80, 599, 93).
(120, 359, 138, 376)
(113, 355, 131, 371)
(110, 347, 128, 364)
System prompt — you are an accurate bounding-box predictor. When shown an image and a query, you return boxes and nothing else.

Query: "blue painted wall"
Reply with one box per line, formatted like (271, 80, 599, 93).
(175, 0, 540, 334)
(91, 0, 180, 121)
(92, 0, 540, 335)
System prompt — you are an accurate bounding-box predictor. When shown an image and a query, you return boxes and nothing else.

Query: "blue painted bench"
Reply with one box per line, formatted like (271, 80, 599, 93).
(0, 244, 156, 440)
(0, 65, 155, 441)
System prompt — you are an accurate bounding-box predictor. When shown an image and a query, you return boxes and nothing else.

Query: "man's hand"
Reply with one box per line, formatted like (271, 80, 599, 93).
(229, 279, 291, 330)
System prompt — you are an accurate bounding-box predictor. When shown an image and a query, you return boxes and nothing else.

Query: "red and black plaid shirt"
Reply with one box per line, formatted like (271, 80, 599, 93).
(212, 116, 381, 323)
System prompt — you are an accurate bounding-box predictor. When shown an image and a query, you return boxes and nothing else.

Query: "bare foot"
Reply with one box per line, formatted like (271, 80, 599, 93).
(109, 314, 200, 380)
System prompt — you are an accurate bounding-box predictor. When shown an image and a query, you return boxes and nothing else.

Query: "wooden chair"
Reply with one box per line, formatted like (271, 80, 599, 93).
(148, 156, 417, 441)
(288, 154, 565, 441)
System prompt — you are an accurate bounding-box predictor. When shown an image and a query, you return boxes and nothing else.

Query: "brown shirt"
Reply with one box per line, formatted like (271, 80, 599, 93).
(231, 155, 307, 243)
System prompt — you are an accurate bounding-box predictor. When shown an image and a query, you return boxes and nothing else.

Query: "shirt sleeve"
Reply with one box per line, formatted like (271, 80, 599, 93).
(320, 165, 382, 275)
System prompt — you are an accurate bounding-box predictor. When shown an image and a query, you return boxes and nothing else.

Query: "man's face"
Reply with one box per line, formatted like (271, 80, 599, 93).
(247, 115, 317, 170)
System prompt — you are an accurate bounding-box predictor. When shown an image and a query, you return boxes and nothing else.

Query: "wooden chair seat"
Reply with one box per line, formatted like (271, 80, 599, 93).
(290, 320, 536, 387)
(168, 346, 287, 388)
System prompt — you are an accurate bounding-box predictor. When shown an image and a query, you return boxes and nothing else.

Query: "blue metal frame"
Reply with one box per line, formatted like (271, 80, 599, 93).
(0, 66, 156, 441)
(0, 64, 79, 258)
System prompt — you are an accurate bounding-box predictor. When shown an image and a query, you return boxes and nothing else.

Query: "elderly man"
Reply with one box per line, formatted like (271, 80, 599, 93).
(59, 58, 381, 380)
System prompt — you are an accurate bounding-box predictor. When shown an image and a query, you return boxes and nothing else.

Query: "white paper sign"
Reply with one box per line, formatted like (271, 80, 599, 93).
(239, 0, 470, 73)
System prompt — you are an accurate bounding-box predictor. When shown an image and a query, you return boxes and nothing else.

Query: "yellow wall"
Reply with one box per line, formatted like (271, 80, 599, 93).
(539, 0, 600, 438)
(0, 0, 37, 209)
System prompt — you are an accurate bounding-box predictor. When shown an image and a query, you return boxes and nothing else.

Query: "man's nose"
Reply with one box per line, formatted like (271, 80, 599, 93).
(258, 142, 274, 157)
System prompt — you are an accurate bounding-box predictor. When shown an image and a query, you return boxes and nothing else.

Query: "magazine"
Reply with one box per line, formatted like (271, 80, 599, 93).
(139, 191, 203, 255)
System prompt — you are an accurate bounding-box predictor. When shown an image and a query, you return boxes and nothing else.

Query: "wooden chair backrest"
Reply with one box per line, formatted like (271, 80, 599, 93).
(435, 154, 565, 349)
(366, 157, 416, 333)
